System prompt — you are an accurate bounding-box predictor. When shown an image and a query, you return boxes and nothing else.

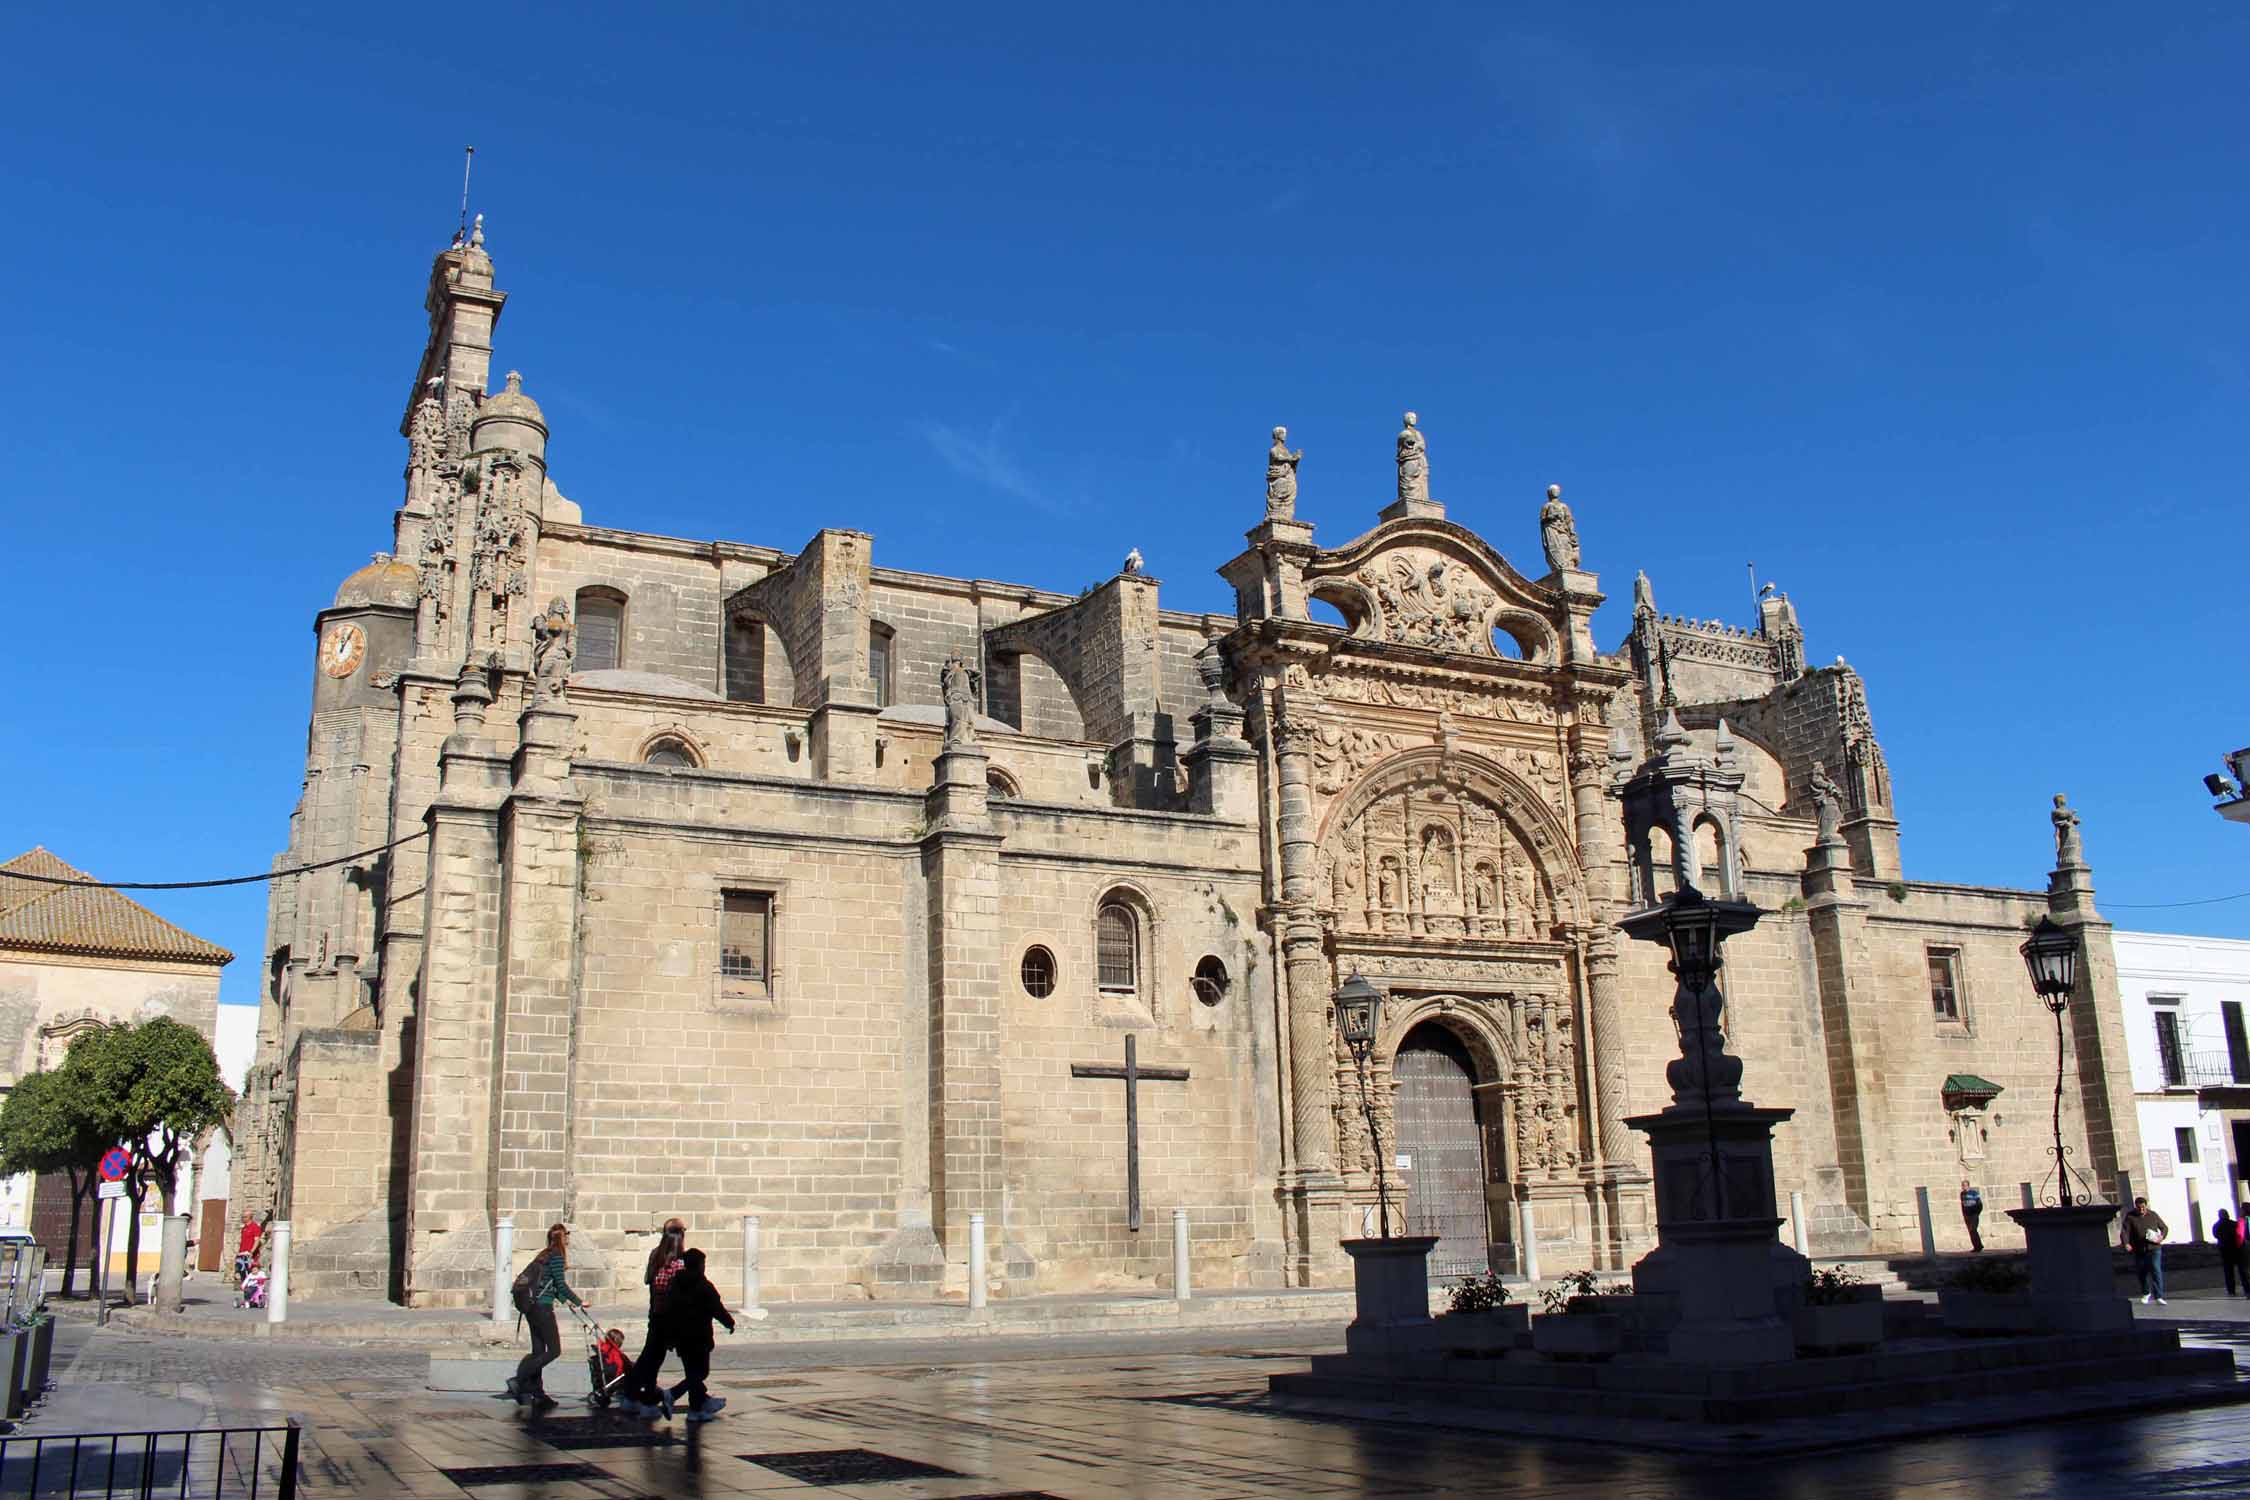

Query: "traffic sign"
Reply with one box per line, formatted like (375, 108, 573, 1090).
(98, 1147, 131, 1183)
(97, 1180, 126, 1200)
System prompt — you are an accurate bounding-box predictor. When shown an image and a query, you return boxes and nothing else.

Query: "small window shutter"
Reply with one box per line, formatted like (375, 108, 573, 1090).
(579, 598, 621, 673)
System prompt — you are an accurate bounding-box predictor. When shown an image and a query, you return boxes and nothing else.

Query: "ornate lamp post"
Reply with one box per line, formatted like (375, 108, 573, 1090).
(1334, 974, 1391, 1239)
(2019, 915, 2085, 1206)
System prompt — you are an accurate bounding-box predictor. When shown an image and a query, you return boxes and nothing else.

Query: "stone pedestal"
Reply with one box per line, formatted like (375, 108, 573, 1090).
(1341, 1236, 1440, 1358)
(1652, 1217, 1798, 1364)
(2008, 1203, 2130, 1332)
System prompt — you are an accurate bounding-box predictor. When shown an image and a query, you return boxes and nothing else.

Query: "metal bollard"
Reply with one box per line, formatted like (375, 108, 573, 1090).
(2020, 1182, 2035, 1212)
(1915, 1187, 1936, 1258)
(2188, 1184, 2205, 1243)
(1789, 1190, 1810, 1256)
(1172, 1209, 1191, 1303)
(1518, 1201, 1542, 1283)
(968, 1213, 987, 1312)
(742, 1215, 762, 1314)
(266, 1221, 292, 1324)
(491, 1217, 515, 1325)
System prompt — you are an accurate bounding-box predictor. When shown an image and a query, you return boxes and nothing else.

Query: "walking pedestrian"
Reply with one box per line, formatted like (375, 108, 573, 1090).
(2122, 1196, 2169, 1306)
(1958, 1180, 1984, 1253)
(2215, 1209, 2246, 1297)
(236, 1212, 269, 1287)
(506, 1223, 587, 1411)
(620, 1218, 687, 1415)
(656, 1248, 736, 1423)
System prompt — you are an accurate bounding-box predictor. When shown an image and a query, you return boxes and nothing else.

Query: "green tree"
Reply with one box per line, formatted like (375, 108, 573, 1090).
(0, 1051, 117, 1298)
(81, 1017, 235, 1303)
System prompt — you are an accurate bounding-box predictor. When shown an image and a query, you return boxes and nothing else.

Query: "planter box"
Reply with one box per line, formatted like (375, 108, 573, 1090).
(26, 1318, 53, 1397)
(1939, 1288, 2040, 1335)
(0, 1331, 22, 1419)
(1437, 1305, 1531, 1354)
(1792, 1298, 1885, 1353)
(1531, 1312, 1623, 1361)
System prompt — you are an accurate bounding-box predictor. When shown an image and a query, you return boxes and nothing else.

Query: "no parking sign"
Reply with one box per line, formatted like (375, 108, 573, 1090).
(98, 1147, 130, 1182)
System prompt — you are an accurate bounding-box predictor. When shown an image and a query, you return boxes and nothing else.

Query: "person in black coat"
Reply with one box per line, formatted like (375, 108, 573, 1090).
(656, 1248, 736, 1421)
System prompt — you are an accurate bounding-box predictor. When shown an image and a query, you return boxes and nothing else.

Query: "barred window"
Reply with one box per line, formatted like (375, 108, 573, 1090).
(721, 891, 773, 1000)
(1927, 948, 1962, 1023)
(1020, 945, 1056, 998)
(1097, 904, 1138, 993)
(869, 622, 895, 709)
(726, 617, 765, 704)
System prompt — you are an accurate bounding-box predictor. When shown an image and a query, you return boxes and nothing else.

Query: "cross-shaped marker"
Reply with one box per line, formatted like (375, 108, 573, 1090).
(1069, 1034, 1190, 1232)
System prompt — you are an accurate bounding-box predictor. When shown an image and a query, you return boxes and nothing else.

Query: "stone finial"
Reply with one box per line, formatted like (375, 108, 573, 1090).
(1633, 570, 1655, 615)
(2051, 793, 2086, 867)
(1539, 483, 1581, 573)
(449, 658, 493, 731)
(1654, 705, 1691, 754)
(1395, 412, 1428, 505)
(504, 370, 522, 394)
(469, 212, 486, 249)
(1714, 718, 1739, 770)
(1265, 426, 1302, 519)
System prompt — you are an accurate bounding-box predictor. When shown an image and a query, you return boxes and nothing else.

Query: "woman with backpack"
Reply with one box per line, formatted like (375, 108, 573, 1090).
(620, 1218, 687, 1415)
(506, 1223, 587, 1411)
(654, 1247, 736, 1422)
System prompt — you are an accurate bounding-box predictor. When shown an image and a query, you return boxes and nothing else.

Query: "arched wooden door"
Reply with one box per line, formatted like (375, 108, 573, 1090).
(1392, 1024, 1492, 1278)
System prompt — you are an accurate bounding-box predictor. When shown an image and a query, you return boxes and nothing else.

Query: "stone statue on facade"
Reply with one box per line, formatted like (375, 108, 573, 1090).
(1265, 426, 1302, 518)
(2051, 793, 2084, 866)
(940, 652, 982, 747)
(1395, 412, 1428, 504)
(1539, 484, 1581, 573)
(531, 596, 574, 700)
(1808, 760, 1843, 844)
(1634, 569, 1654, 615)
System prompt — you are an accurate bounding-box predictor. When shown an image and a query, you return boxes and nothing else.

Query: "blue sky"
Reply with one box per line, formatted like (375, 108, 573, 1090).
(3, 4, 2246, 1005)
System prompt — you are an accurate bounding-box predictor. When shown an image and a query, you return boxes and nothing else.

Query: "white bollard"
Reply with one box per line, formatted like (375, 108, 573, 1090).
(1915, 1186, 1937, 1258)
(1789, 1191, 1810, 1257)
(2020, 1181, 2035, 1212)
(1172, 1209, 1191, 1303)
(741, 1215, 762, 1314)
(266, 1221, 291, 1324)
(968, 1213, 987, 1312)
(1517, 1201, 1542, 1283)
(491, 1217, 515, 1324)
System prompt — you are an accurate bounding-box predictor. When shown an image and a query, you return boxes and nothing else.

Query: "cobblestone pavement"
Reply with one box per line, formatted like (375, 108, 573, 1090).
(13, 1319, 2250, 1497)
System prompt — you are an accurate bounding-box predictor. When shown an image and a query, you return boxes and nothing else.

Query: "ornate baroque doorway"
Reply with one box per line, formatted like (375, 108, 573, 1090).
(1393, 1023, 1491, 1278)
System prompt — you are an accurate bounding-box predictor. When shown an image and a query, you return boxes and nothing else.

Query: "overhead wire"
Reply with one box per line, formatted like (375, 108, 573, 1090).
(0, 831, 428, 891)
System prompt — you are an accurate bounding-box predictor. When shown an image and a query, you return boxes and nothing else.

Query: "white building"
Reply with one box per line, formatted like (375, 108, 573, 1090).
(2117, 929, 2250, 1240)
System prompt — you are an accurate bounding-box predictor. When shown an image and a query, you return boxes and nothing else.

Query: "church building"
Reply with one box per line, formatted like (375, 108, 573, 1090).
(234, 225, 2144, 1304)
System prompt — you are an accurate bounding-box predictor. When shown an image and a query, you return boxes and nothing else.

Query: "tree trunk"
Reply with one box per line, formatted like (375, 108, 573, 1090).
(123, 1178, 145, 1305)
(61, 1168, 86, 1298)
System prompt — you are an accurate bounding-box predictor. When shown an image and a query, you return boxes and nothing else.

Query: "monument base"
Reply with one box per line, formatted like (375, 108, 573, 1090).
(1341, 1236, 1440, 1359)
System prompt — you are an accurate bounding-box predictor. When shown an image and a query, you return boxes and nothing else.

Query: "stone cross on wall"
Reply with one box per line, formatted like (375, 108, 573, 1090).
(1068, 1034, 1189, 1232)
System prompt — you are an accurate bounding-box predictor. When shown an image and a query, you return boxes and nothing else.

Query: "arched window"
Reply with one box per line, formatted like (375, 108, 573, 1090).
(1096, 903, 1139, 994)
(576, 587, 626, 673)
(986, 768, 1018, 801)
(644, 737, 699, 769)
(868, 621, 895, 709)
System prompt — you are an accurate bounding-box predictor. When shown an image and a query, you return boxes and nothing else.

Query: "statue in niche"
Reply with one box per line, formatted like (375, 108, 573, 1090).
(1395, 411, 1428, 503)
(1377, 856, 1400, 910)
(1331, 846, 1363, 912)
(1539, 484, 1581, 573)
(530, 596, 574, 701)
(2052, 793, 2084, 866)
(1420, 828, 1455, 903)
(940, 652, 982, 747)
(1808, 760, 1843, 844)
(1471, 862, 1499, 930)
(1508, 862, 1539, 938)
(1265, 426, 1302, 518)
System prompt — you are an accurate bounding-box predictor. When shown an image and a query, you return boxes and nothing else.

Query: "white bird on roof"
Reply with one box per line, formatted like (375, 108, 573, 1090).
(1123, 548, 1144, 575)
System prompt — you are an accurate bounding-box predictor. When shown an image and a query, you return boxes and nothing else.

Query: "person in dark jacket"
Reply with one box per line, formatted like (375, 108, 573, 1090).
(655, 1248, 735, 1422)
(2122, 1197, 2169, 1305)
(1958, 1180, 1984, 1253)
(2216, 1209, 2246, 1297)
(621, 1219, 687, 1415)
(507, 1223, 586, 1411)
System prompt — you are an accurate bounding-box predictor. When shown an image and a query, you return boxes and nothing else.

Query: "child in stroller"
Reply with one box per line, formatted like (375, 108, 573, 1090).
(580, 1308, 633, 1409)
(237, 1267, 269, 1310)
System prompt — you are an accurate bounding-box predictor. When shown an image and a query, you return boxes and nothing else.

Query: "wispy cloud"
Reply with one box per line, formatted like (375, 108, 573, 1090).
(911, 416, 1068, 516)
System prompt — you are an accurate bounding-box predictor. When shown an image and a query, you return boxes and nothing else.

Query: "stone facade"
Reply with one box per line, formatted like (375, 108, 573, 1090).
(235, 230, 2145, 1305)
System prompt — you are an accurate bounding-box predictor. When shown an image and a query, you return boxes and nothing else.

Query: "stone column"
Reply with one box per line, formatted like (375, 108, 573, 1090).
(921, 738, 1007, 1297)
(1799, 832, 1878, 1252)
(1273, 719, 1333, 1174)
(2047, 807, 2144, 1201)
(404, 663, 512, 1306)
(492, 692, 584, 1229)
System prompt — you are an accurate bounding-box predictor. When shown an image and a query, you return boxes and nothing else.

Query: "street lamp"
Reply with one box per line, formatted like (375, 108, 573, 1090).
(1334, 974, 1392, 1239)
(2019, 915, 2086, 1206)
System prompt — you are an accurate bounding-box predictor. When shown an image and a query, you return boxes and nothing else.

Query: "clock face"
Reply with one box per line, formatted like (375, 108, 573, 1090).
(321, 623, 366, 679)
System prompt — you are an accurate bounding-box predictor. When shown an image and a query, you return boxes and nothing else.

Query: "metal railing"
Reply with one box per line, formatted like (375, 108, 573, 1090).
(2183, 1050, 2250, 1087)
(0, 1422, 301, 1499)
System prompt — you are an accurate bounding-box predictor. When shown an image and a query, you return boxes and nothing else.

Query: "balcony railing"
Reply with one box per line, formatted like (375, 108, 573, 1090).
(2177, 1050, 2250, 1088)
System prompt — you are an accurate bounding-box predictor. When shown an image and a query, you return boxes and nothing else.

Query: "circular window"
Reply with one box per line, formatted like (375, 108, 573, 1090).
(1020, 945, 1057, 998)
(644, 738, 698, 768)
(1192, 955, 1230, 1006)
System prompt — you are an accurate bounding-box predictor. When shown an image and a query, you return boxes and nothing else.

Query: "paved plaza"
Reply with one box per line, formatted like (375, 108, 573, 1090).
(8, 1298, 2250, 1498)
